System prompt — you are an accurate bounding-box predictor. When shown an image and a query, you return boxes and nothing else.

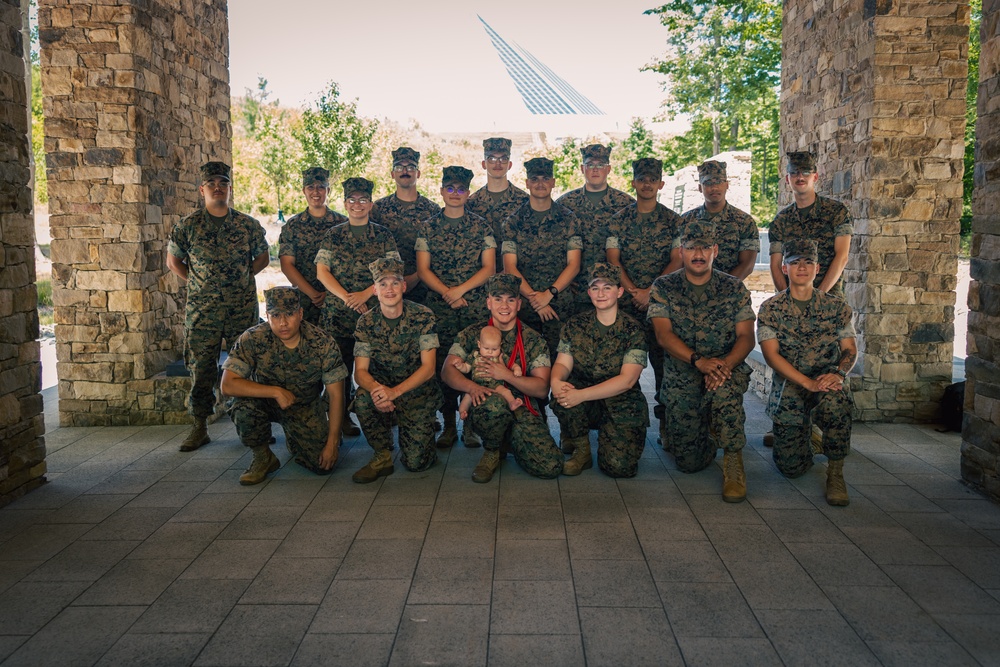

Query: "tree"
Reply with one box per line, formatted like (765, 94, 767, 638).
(614, 118, 657, 184)
(964, 0, 981, 239)
(236, 78, 300, 218)
(294, 81, 379, 185)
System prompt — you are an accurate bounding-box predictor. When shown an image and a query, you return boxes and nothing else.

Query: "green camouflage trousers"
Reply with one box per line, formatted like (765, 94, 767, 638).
(517, 289, 577, 361)
(770, 384, 852, 477)
(185, 307, 258, 419)
(551, 388, 649, 478)
(425, 293, 484, 414)
(661, 368, 750, 473)
(355, 380, 441, 472)
(228, 395, 332, 475)
(469, 394, 563, 479)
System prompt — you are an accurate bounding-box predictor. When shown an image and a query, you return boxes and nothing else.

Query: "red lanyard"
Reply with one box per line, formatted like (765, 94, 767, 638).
(487, 317, 540, 416)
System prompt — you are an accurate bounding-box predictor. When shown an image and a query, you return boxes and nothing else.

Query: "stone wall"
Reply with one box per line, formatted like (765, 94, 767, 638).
(781, 0, 968, 422)
(0, 0, 46, 507)
(962, 0, 1000, 500)
(39, 0, 231, 426)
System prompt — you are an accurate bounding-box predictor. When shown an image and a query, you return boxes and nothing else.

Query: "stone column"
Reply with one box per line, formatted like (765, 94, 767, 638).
(0, 0, 45, 506)
(781, 0, 969, 422)
(39, 0, 232, 426)
(962, 0, 1000, 500)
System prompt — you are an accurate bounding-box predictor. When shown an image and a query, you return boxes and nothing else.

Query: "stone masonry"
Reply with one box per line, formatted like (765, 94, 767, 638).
(0, 0, 45, 507)
(962, 0, 1000, 501)
(781, 0, 969, 422)
(39, 0, 232, 426)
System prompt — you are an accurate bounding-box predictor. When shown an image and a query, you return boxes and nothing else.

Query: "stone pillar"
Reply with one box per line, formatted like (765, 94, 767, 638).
(781, 0, 969, 422)
(962, 0, 1000, 500)
(39, 0, 232, 426)
(0, 0, 46, 506)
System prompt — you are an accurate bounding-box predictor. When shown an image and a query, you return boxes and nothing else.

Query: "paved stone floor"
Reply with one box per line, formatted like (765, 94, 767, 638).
(1, 380, 999, 666)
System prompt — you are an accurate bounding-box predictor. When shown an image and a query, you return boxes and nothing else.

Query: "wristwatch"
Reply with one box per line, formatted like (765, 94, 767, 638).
(547, 286, 558, 296)
(689, 352, 702, 367)
(835, 369, 848, 379)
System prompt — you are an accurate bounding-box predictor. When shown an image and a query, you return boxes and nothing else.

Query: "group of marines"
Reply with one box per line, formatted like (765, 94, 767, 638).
(166, 137, 855, 506)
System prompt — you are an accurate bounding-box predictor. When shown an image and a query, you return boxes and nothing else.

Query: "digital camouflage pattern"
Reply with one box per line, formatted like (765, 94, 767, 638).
(758, 289, 855, 476)
(524, 157, 554, 178)
(556, 185, 634, 298)
(278, 207, 348, 322)
(483, 137, 512, 155)
(586, 261, 621, 286)
(168, 207, 268, 418)
(353, 300, 441, 471)
(199, 161, 231, 181)
(342, 177, 374, 197)
(580, 144, 611, 163)
(314, 222, 399, 339)
(784, 238, 819, 262)
(392, 146, 420, 164)
(768, 194, 853, 295)
(697, 160, 727, 185)
(368, 193, 441, 302)
(368, 256, 405, 281)
(632, 158, 662, 180)
(302, 166, 329, 187)
(486, 273, 521, 298)
(679, 203, 759, 276)
(551, 310, 650, 477)
(442, 166, 474, 186)
(263, 286, 301, 315)
(680, 219, 716, 247)
(786, 151, 818, 173)
(466, 181, 529, 243)
(449, 322, 562, 478)
(224, 319, 348, 472)
(647, 270, 755, 472)
(502, 201, 583, 357)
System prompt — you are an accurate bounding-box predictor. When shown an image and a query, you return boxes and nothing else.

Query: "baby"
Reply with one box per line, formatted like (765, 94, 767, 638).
(453, 325, 524, 418)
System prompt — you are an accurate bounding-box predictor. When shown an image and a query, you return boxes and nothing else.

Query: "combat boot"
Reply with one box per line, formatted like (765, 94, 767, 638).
(342, 414, 361, 437)
(472, 449, 501, 483)
(462, 423, 481, 448)
(179, 418, 210, 452)
(352, 449, 394, 484)
(826, 459, 850, 506)
(561, 434, 576, 455)
(811, 424, 824, 455)
(762, 432, 774, 447)
(562, 438, 593, 476)
(721, 450, 747, 503)
(436, 412, 458, 449)
(239, 446, 279, 485)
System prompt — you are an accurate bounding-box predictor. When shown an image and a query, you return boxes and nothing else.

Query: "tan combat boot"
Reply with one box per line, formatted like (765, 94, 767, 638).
(239, 446, 279, 485)
(462, 422, 481, 448)
(721, 450, 747, 503)
(179, 418, 210, 452)
(436, 412, 458, 449)
(811, 425, 824, 455)
(562, 437, 593, 476)
(826, 459, 850, 506)
(352, 449, 394, 484)
(472, 449, 501, 483)
(561, 434, 577, 455)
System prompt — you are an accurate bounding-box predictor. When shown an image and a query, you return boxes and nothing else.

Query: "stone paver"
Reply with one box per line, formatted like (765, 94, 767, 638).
(1, 382, 999, 666)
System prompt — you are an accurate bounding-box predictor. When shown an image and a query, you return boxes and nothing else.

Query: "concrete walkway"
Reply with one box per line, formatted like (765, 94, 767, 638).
(1, 379, 998, 666)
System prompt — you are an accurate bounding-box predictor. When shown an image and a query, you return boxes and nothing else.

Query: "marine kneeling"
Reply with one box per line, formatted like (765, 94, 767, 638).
(221, 286, 347, 485)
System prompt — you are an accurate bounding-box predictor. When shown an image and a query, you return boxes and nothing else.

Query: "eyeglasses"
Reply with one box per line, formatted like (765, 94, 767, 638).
(444, 186, 469, 195)
(584, 162, 609, 170)
(346, 197, 371, 205)
(788, 170, 815, 177)
(392, 164, 417, 173)
(485, 156, 509, 164)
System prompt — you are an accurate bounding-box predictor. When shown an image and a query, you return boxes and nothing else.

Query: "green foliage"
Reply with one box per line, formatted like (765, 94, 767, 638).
(36, 278, 52, 307)
(613, 118, 658, 184)
(31, 63, 46, 204)
(963, 0, 981, 239)
(552, 137, 584, 192)
(293, 81, 379, 186)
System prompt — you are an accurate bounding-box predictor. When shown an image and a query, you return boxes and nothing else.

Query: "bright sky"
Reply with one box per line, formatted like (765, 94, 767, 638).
(229, 0, 685, 135)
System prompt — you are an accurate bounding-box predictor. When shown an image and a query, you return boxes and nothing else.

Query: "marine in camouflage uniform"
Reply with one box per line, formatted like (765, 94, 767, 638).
(502, 157, 583, 359)
(551, 264, 649, 478)
(556, 143, 634, 308)
(221, 287, 348, 485)
(679, 160, 759, 279)
(769, 151, 853, 299)
(166, 161, 269, 452)
(757, 239, 856, 506)
(607, 158, 684, 422)
(351, 258, 442, 481)
(466, 137, 530, 248)
(415, 165, 497, 447)
(442, 274, 564, 482)
(278, 167, 348, 325)
(369, 147, 441, 304)
(648, 220, 756, 502)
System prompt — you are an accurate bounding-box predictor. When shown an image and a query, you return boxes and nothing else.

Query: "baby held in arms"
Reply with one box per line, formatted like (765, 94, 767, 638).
(453, 325, 524, 418)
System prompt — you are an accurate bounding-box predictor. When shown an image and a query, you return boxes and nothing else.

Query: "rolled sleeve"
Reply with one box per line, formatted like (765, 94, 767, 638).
(567, 235, 583, 251)
(528, 352, 551, 372)
(414, 237, 429, 252)
(314, 248, 332, 267)
(353, 341, 372, 359)
(167, 240, 186, 259)
(605, 235, 620, 250)
(756, 324, 778, 343)
(323, 363, 349, 385)
(623, 349, 648, 366)
(501, 240, 518, 256)
(419, 333, 439, 351)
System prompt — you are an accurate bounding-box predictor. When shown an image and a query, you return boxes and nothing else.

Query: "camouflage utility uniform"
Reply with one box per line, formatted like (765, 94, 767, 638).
(769, 196, 853, 298)
(466, 182, 529, 247)
(369, 194, 440, 304)
(450, 323, 563, 478)
(353, 300, 442, 471)
(647, 271, 755, 472)
(757, 289, 855, 476)
(168, 208, 268, 419)
(551, 310, 650, 477)
(224, 320, 347, 473)
(679, 203, 759, 277)
(278, 208, 347, 324)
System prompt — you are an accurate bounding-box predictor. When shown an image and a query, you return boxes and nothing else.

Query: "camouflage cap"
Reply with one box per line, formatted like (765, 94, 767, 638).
(581, 144, 611, 164)
(588, 262, 622, 286)
(392, 146, 420, 166)
(786, 151, 817, 173)
(680, 220, 717, 248)
(369, 257, 405, 282)
(483, 137, 512, 157)
(302, 166, 330, 188)
(264, 286, 302, 315)
(524, 157, 554, 178)
(442, 166, 474, 187)
(632, 157, 663, 180)
(199, 161, 231, 182)
(342, 177, 374, 198)
(486, 273, 522, 298)
(697, 160, 727, 185)
(783, 238, 819, 263)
